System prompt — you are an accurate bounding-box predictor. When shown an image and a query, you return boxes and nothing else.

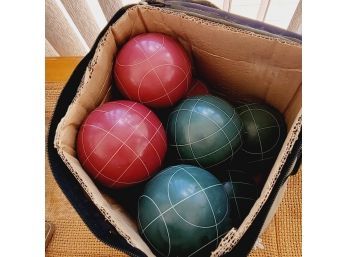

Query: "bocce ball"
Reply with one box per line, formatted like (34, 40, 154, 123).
(167, 95, 243, 168)
(138, 165, 231, 257)
(185, 78, 210, 97)
(76, 100, 167, 189)
(235, 102, 286, 164)
(113, 33, 192, 108)
(222, 169, 259, 227)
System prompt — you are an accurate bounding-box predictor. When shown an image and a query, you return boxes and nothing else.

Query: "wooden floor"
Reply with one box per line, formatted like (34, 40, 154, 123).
(45, 57, 302, 257)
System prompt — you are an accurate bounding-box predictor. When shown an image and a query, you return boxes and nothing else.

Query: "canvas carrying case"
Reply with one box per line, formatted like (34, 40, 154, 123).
(47, 1, 302, 256)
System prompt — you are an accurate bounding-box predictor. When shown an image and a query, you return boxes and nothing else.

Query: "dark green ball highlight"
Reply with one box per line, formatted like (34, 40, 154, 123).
(222, 169, 259, 227)
(138, 165, 232, 257)
(235, 102, 286, 164)
(167, 95, 243, 168)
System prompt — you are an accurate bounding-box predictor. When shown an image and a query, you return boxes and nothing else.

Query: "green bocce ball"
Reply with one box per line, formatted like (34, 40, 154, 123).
(222, 169, 259, 227)
(167, 95, 243, 168)
(138, 165, 232, 257)
(235, 102, 287, 164)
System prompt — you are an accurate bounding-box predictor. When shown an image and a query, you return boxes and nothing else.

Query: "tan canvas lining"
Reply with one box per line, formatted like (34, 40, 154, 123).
(54, 5, 301, 257)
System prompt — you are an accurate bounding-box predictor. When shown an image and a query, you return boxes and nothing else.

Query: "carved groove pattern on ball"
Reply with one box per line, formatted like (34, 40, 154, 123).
(114, 33, 192, 108)
(235, 102, 286, 164)
(167, 95, 244, 168)
(222, 169, 259, 227)
(76, 101, 167, 189)
(138, 165, 231, 257)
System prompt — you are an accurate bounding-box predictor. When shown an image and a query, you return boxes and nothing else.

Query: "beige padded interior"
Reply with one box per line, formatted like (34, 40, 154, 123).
(54, 5, 302, 257)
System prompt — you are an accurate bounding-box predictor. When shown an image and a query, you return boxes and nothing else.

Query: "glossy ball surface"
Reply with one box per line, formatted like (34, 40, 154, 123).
(185, 78, 210, 97)
(235, 102, 286, 164)
(167, 95, 243, 168)
(113, 33, 192, 108)
(222, 169, 259, 227)
(76, 101, 167, 189)
(138, 165, 231, 257)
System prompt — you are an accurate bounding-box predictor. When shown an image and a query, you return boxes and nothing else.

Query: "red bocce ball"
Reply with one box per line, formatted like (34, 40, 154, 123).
(113, 33, 192, 108)
(185, 78, 210, 97)
(76, 101, 167, 189)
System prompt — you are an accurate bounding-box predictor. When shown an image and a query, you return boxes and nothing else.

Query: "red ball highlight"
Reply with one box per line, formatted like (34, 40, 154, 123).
(113, 33, 192, 108)
(76, 101, 167, 189)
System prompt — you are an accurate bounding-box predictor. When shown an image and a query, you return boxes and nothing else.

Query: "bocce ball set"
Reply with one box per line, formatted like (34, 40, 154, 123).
(75, 33, 287, 256)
